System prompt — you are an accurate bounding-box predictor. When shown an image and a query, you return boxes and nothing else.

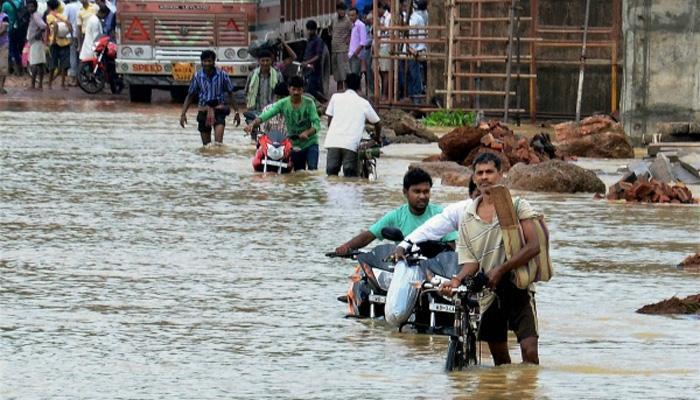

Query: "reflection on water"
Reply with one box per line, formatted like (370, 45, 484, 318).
(1, 109, 699, 399)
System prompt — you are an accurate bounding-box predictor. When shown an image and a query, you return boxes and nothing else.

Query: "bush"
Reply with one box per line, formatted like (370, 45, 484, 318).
(422, 110, 476, 127)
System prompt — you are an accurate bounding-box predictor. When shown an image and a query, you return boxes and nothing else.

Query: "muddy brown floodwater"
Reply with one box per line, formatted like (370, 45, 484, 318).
(1, 98, 699, 399)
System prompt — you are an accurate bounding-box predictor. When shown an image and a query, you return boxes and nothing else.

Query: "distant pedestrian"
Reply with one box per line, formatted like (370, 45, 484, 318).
(95, 0, 115, 38)
(347, 7, 366, 76)
(63, 0, 81, 86)
(0, 8, 9, 94)
(47, 0, 73, 89)
(25, 0, 46, 90)
(377, 2, 391, 100)
(79, 6, 105, 62)
(407, 0, 428, 102)
(324, 73, 381, 177)
(274, 39, 298, 83)
(1, 0, 28, 76)
(330, 1, 351, 92)
(180, 50, 236, 146)
(243, 49, 281, 114)
(301, 19, 324, 102)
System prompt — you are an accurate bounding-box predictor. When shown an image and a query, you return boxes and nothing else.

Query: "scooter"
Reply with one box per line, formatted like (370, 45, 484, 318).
(251, 129, 293, 173)
(78, 35, 123, 94)
(327, 227, 459, 334)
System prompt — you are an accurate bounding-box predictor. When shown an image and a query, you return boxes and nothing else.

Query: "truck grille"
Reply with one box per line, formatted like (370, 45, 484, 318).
(154, 47, 207, 60)
(154, 18, 215, 47)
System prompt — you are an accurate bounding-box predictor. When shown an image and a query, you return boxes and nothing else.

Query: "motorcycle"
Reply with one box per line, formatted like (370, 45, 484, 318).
(78, 35, 123, 95)
(251, 129, 293, 173)
(358, 138, 381, 181)
(327, 227, 459, 334)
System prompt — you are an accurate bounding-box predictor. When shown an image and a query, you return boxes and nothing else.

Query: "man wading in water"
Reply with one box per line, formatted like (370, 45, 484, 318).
(180, 50, 240, 146)
(439, 152, 541, 366)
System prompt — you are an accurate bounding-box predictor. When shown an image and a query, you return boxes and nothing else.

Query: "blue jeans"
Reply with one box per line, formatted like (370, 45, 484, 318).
(408, 59, 423, 98)
(291, 144, 319, 171)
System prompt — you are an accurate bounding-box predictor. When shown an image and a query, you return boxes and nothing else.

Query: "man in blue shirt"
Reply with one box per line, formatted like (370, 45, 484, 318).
(334, 167, 457, 255)
(180, 50, 240, 146)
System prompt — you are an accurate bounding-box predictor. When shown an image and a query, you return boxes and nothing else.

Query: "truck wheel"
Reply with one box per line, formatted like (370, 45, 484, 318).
(170, 87, 189, 103)
(129, 85, 152, 103)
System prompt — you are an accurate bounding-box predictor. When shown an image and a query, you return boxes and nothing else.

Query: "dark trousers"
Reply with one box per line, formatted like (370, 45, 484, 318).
(291, 144, 319, 171)
(305, 72, 323, 102)
(326, 147, 358, 177)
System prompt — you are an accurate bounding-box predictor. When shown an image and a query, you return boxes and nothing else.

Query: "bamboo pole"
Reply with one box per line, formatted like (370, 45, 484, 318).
(575, 0, 591, 122)
(503, 0, 517, 123)
(446, 0, 456, 109)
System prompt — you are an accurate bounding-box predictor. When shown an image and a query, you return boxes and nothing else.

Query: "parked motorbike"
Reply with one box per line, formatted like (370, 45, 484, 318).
(327, 227, 458, 334)
(78, 35, 123, 95)
(251, 129, 293, 173)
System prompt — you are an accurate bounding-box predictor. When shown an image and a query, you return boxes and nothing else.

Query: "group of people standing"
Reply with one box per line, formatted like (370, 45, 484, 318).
(330, 0, 429, 102)
(0, 0, 115, 93)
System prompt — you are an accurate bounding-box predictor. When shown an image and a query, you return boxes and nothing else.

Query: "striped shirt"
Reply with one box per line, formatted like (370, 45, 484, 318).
(188, 68, 235, 107)
(457, 196, 539, 310)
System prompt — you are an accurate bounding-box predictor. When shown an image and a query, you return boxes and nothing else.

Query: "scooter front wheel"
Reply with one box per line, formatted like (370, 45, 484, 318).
(78, 62, 105, 94)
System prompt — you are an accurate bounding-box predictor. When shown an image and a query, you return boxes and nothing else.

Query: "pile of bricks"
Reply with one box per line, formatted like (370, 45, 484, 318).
(437, 120, 568, 171)
(605, 174, 696, 204)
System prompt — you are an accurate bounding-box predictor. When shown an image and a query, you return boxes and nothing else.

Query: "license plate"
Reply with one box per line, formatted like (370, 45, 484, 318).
(429, 303, 456, 313)
(369, 294, 386, 304)
(262, 159, 287, 168)
(172, 62, 195, 81)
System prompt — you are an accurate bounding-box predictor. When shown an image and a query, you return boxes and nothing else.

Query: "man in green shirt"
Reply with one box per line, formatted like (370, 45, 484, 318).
(245, 75, 321, 170)
(334, 168, 457, 255)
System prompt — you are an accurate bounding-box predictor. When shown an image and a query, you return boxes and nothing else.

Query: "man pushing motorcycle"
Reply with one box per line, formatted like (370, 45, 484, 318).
(394, 153, 542, 366)
(334, 168, 457, 255)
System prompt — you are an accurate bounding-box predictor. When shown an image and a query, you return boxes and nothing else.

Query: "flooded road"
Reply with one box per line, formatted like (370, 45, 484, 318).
(1, 103, 699, 399)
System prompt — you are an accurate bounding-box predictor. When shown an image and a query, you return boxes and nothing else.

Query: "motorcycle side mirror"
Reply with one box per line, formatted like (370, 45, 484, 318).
(381, 227, 404, 242)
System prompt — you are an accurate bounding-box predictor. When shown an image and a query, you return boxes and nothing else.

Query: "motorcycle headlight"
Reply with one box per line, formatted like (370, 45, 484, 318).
(121, 46, 133, 57)
(224, 48, 236, 60)
(237, 48, 249, 59)
(266, 144, 283, 160)
(376, 270, 393, 291)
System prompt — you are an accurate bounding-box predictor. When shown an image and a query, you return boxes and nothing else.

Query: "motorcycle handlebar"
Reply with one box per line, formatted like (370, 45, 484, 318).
(325, 251, 359, 259)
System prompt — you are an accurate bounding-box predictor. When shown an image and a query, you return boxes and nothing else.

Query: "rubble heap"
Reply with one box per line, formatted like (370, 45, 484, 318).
(436, 120, 568, 171)
(606, 176, 695, 204)
(554, 115, 634, 159)
(637, 294, 700, 315)
(605, 154, 699, 204)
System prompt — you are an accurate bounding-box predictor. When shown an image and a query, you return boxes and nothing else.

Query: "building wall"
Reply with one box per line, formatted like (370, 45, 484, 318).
(622, 0, 700, 143)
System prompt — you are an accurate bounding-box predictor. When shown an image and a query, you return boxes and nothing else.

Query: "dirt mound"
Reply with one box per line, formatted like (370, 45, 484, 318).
(637, 294, 700, 315)
(678, 252, 700, 271)
(409, 161, 471, 179)
(554, 115, 634, 159)
(503, 160, 606, 193)
(379, 109, 437, 143)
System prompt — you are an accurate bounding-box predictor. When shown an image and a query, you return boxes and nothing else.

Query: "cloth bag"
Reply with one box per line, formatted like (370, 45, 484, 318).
(385, 260, 425, 327)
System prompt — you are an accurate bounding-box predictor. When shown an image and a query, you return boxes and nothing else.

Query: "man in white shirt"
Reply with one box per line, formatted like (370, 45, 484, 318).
(324, 73, 381, 177)
(407, 0, 427, 100)
(63, 0, 82, 84)
(79, 7, 104, 61)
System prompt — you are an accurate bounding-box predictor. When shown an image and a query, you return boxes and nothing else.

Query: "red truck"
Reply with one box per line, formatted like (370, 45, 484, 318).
(116, 0, 336, 103)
